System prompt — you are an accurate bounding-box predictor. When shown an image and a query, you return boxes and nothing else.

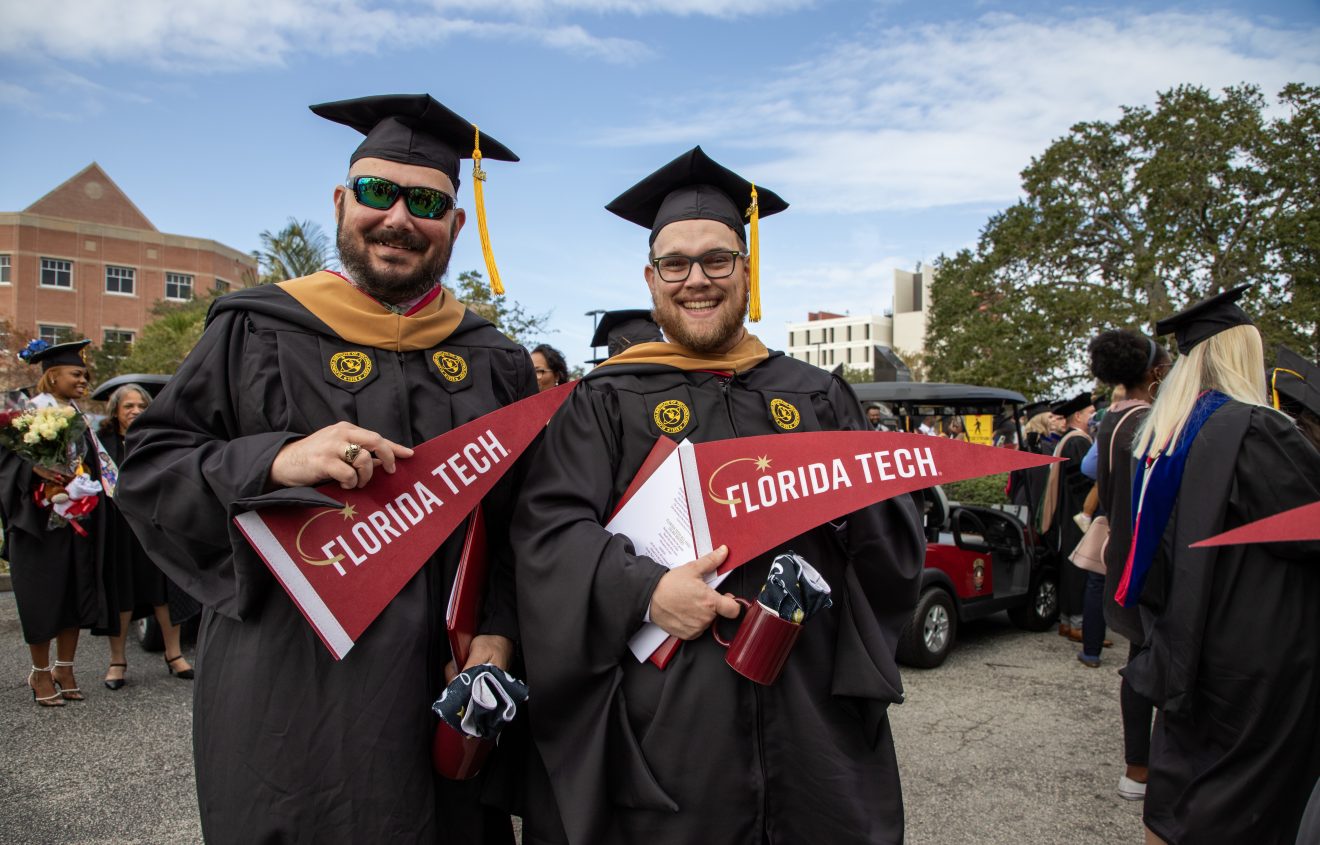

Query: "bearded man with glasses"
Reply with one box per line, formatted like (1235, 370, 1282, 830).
(117, 94, 534, 844)
(511, 147, 924, 844)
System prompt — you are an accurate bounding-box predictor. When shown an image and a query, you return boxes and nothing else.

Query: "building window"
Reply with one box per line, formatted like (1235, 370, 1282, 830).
(103, 329, 135, 347)
(865, 324, 871, 340)
(40, 258, 73, 288)
(106, 265, 136, 295)
(213, 278, 231, 294)
(165, 272, 193, 300)
(38, 325, 76, 345)
(0, 254, 10, 284)
(913, 276, 923, 311)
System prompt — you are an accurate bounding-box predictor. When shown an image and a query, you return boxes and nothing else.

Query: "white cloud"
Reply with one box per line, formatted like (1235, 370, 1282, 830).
(0, 0, 651, 69)
(602, 10, 1320, 213)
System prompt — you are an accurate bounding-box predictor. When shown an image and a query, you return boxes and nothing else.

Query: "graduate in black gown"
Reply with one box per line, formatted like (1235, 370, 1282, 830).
(1116, 285, 1320, 845)
(116, 94, 534, 843)
(0, 340, 105, 706)
(1037, 392, 1094, 640)
(511, 148, 925, 845)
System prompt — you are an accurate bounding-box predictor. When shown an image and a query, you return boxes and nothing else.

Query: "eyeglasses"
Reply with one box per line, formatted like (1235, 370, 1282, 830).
(346, 176, 455, 220)
(650, 250, 743, 283)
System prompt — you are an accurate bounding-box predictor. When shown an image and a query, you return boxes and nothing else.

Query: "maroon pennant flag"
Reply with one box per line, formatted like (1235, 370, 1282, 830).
(235, 383, 573, 659)
(1191, 499, 1320, 548)
(612, 431, 1062, 664)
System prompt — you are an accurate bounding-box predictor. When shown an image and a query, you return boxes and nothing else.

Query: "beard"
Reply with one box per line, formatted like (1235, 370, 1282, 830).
(336, 203, 453, 304)
(650, 284, 749, 354)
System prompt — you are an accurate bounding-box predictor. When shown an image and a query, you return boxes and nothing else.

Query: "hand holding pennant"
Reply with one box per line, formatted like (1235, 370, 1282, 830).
(234, 382, 574, 660)
(609, 430, 1062, 665)
(1190, 499, 1320, 547)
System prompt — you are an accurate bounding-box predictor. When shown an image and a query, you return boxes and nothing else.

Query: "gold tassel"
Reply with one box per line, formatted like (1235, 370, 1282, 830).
(471, 126, 504, 296)
(746, 184, 761, 322)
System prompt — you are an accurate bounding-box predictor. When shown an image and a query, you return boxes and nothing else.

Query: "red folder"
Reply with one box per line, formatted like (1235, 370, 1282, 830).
(447, 504, 488, 668)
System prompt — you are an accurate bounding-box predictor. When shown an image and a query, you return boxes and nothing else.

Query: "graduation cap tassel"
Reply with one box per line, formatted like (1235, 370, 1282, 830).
(471, 126, 504, 296)
(747, 184, 761, 322)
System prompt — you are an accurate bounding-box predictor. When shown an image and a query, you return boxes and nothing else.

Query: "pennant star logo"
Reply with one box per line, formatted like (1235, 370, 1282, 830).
(707, 455, 773, 506)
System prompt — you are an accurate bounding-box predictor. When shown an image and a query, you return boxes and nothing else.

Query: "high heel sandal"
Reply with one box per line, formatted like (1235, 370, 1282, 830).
(52, 660, 84, 701)
(104, 662, 128, 691)
(28, 665, 65, 707)
(165, 654, 194, 680)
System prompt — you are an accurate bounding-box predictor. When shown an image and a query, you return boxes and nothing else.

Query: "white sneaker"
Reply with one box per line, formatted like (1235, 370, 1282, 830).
(1118, 775, 1147, 801)
(1073, 512, 1093, 532)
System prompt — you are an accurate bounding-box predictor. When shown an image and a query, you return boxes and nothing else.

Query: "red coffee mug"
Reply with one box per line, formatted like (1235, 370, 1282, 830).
(712, 597, 803, 686)
(432, 720, 494, 780)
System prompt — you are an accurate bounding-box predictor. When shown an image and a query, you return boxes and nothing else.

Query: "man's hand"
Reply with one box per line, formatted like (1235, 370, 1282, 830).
(444, 634, 515, 683)
(648, 546, 741, 640)
(268, 421, 414, 490)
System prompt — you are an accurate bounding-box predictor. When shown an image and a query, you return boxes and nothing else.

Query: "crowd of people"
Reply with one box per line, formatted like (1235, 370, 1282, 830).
(2, 91, 1317, 845)
(0, 345, 196, 708)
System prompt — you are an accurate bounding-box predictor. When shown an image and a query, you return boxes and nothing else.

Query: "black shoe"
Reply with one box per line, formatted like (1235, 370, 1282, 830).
(165, 654, 194, 680)
(104, 662, 128, 691)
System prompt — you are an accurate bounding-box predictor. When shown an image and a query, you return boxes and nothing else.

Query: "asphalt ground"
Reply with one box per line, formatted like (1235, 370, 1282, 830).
(1, 591, 1144, 844)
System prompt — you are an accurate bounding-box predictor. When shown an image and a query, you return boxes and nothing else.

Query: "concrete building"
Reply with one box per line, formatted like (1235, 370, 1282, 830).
(785, 265, 934, 377)
(785, 310, 894, 370)
(0, 163, 255, 349)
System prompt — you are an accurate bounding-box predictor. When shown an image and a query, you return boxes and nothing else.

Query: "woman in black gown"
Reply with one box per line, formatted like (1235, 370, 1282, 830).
(0, 340, 105, 707)
(98, 384, 195, 688)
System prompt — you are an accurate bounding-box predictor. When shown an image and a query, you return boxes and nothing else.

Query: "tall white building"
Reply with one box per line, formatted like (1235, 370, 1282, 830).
(785, 265, 933, 374)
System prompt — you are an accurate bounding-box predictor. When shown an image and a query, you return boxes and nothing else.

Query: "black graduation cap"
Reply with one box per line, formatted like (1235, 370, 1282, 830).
(1154, 284, 1253, 355)
(1272, 345, 1319, 419)
(19, 339, 90, 371)
(310, 94, 517, 188)
(1051, 391, 1093, 418)
(589, 309, 664, 362)
(1023, 400, 1054, 419)
(310, 93, 518, 296)
(605, 146, 788, 322)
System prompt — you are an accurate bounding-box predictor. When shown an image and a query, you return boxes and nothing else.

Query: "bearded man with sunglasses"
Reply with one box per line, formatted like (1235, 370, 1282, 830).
(511, 147, 924, 844)
(117, 95, 534, 844)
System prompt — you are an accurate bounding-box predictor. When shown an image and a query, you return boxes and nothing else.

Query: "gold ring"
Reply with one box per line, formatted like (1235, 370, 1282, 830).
(343, 443, 362, 464)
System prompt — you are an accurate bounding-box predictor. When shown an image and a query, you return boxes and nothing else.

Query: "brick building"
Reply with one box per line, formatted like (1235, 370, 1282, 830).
(0, 163, 254, 349)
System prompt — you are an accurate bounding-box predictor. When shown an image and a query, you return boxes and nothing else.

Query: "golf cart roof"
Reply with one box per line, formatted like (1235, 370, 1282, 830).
(90, 374, 171, 402)
(853, 382, 1027, 408)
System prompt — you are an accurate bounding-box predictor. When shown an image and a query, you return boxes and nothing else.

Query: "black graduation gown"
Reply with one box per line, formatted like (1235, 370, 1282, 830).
(0, 422, 106, 643)
(97, 429, 199, 631)
(1047, 429, 1092, 618)
(1122, 402, 1320, 845)
(512, 355, 925, 845)
(1096, 404, 1149, 644)
(116, 278, 535, 844)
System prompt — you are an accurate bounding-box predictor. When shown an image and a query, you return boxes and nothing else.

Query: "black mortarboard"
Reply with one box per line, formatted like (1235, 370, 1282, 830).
(589, 309, 664, 360)
(1023, 400, 1054, 419)
(311, 93, 518, 296)
(1272, 345, 1319, 419)
(310, 94, 517, 188)
(1154, 284, 1253, 354)
(1051, 391, 1093, 418)
(20, 339, 90, 371)
(606, 146, 788, 322)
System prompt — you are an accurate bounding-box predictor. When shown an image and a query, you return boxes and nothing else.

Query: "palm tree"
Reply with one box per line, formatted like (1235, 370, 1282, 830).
(255, 218, 332, 285)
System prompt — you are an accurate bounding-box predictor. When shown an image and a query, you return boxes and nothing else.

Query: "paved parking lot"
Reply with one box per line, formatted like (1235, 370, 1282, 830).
(0, 591, 1143, 843)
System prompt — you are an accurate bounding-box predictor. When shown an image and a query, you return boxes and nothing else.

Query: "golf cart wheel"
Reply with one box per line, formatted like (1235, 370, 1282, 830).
(897, 587, 957, 669)
(136, 616, 165, 652)
(1008, 569, 1059, 631)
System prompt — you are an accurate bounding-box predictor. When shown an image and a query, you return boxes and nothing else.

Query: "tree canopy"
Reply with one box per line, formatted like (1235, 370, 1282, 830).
(453, 269, 551, 347)
(925, 83, 1319, 399)
(253, 218, 333, 285)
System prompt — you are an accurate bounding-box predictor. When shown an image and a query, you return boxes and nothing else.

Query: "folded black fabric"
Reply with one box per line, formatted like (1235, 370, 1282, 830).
(759, 552, 832, 623)
(432, 663, 529, 739)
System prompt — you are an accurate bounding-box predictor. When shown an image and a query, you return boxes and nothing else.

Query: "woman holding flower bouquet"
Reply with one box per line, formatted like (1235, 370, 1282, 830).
(0, 339, 106, 707)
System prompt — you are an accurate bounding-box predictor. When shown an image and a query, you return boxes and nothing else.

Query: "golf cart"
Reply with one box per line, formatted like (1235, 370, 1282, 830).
(853, 382, 1059, 668)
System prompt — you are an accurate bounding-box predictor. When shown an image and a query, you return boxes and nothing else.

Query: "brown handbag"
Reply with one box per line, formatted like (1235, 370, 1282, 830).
(1069, 406, 1145, 574)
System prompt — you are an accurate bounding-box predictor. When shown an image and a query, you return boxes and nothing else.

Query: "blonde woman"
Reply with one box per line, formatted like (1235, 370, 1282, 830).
(1116, 286, 1320, 845)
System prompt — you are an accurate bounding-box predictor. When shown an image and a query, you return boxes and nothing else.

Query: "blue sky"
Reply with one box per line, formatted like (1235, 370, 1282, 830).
(2, 0, 1317, 368)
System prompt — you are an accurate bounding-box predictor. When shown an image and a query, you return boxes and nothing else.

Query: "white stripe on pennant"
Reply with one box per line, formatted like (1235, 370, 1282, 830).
(234, 511, 355, 660)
